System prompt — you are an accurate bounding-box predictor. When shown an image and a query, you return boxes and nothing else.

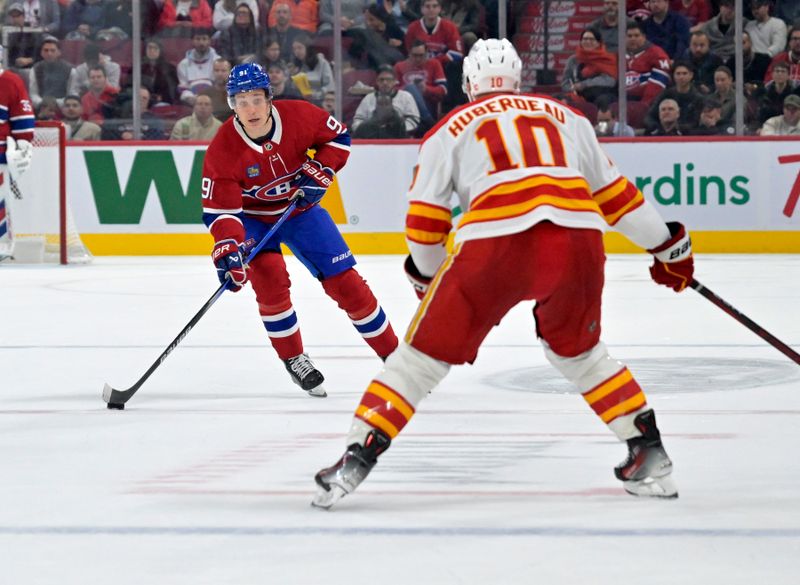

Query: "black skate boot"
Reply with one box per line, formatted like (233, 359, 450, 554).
(283, 353, 326, 397)
(312, 429, 391, 509)
(614, 410, 678, 498)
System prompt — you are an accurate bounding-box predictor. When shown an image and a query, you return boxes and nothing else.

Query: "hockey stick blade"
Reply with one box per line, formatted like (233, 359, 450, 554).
(690, 278, 800, 365)
(101, 201, 299, 408)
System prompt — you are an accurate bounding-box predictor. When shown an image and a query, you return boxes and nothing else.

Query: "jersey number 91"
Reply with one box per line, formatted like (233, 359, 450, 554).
(201, 177, 214, 199)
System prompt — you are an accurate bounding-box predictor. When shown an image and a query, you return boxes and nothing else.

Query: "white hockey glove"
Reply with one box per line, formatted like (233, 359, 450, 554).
(6, 137, 33, 177)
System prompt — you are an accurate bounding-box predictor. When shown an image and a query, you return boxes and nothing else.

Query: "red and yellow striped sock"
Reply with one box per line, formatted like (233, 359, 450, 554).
(354, 380, 416, 439)
(582, 367, 647, 425)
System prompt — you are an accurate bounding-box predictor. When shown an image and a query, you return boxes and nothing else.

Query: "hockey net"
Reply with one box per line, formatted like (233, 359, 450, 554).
(6, 121, 92, 264)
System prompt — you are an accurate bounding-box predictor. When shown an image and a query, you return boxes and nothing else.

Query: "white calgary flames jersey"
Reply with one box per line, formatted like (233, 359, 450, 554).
(405, 93, 666, 274)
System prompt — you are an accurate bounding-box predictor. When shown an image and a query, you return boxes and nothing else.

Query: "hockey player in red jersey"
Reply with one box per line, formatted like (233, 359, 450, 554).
(202, 63, 398, 397)
(313, 39, 693, 508)
(0, 45, 36, 262)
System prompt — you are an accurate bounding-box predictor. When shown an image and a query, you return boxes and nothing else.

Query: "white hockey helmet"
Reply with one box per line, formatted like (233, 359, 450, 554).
(461, 38, 522, 100)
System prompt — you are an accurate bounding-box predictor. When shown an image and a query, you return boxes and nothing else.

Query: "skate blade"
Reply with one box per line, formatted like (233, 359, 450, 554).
(623, 474, 679, 499)
(311, 484, 347, 509)
(306, 384, 327, 398)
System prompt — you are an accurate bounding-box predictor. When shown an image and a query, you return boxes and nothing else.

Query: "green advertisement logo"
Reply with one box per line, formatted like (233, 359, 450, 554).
(84, 151, 754, 225)
(85, 150, 205, 224)
(635, 163, 750, 206)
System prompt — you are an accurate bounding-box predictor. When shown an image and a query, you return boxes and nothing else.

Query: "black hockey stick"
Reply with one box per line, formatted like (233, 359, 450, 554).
(102, 199, 300, 409)
(690, 278, 800, 365)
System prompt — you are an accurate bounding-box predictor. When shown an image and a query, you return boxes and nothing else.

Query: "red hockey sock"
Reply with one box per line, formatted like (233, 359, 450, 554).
(322, 269, 398, 358)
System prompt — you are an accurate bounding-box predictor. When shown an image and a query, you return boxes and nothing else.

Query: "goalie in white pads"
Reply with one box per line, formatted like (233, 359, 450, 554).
(0, 45, 35, 262)
(313, 39, 694, 508)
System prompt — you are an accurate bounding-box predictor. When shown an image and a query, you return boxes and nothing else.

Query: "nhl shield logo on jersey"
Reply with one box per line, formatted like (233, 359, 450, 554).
(246, 164, 260, 178)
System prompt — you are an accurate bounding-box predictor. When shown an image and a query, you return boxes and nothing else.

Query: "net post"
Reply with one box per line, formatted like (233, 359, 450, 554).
(56, 122, 67, 265)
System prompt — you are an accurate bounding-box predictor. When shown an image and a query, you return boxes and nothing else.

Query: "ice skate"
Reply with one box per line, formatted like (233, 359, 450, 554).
(614, 410, 678, 499)
(312, 429, 391, 509)
(284, 353, 326, 397)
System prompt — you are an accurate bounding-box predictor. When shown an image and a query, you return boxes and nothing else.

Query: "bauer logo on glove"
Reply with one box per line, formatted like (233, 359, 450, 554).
(291, 159, 335, 207)
(300, 160, 333, 187)
(648, 222, 694, 292)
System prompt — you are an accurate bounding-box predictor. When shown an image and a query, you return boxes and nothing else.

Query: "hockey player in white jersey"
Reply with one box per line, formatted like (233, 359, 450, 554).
(313, 39, 694, 508)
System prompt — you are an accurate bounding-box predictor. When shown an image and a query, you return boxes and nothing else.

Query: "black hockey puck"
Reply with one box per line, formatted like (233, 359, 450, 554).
(107, 402, 125, 410)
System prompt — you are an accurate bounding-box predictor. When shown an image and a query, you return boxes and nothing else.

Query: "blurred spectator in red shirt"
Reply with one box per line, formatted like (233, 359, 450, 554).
(81, 65, 118, 125)
(405, 0, 462, 67)
(672, 0, 711, 27)
(625, 22, 671, 104)
(394, 38, 446, 126)
(765, 28, 800, 83)
(74, 43, 121, 94)
(159, 0, 213, 36)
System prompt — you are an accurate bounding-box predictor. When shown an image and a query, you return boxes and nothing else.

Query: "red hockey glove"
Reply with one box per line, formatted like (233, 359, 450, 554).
(212, 238, 249, 292)
(647, 222, 694, 292)
(291, 159, 334, 207)
(404, 255, 433, 300)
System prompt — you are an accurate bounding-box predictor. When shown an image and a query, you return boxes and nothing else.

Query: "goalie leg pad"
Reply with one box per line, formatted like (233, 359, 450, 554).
(322, 269, 398, 358)
(0, 191, 14, 261)
(250, 252, 304, 360)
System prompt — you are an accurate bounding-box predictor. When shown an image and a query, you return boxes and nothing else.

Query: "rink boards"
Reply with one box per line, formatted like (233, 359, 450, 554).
(65, 138, 800, 255)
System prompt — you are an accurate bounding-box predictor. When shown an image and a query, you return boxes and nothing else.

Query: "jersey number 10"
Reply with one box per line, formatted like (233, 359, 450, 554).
(476, 115, 566, 174)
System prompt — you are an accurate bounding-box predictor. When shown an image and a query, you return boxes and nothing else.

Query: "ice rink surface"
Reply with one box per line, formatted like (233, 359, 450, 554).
(1, 254, 799, 584)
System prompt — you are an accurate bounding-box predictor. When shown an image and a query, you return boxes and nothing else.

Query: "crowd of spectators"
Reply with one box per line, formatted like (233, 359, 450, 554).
(558, 0, 800, 136)
(1, 0, 498, 140)
(4, 0, 800, 141)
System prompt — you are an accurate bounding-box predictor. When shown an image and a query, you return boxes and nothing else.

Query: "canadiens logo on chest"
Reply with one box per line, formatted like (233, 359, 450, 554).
(246, 164, 260, 178)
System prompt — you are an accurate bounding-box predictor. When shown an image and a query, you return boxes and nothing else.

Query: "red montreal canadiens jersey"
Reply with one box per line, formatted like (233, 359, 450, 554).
(201, 99, 351, 243)
(0, 69, 35, 165)
(625, 44, 671, 103)
(405, 17, 463, 65)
